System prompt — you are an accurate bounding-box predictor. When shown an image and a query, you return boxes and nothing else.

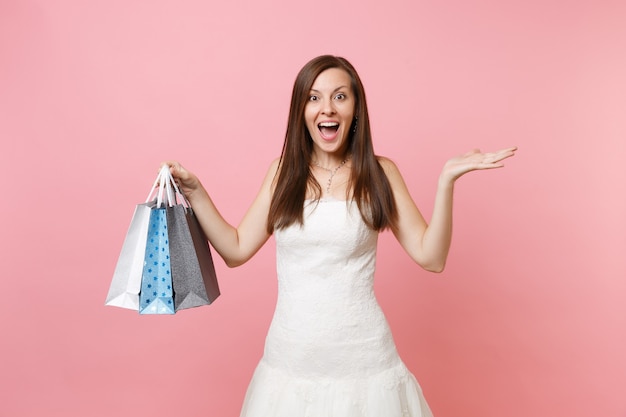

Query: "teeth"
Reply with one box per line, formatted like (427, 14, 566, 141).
(319, 122, 339, 127)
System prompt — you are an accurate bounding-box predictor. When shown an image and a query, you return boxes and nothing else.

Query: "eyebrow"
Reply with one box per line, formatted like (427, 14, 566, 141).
(309, 86, 349, 93)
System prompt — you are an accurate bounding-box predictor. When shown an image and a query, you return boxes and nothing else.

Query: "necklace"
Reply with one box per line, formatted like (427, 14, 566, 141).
(313, 158, 348, 194)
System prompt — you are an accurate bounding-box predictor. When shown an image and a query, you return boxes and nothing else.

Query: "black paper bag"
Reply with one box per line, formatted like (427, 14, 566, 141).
(167, 204, 220, 311)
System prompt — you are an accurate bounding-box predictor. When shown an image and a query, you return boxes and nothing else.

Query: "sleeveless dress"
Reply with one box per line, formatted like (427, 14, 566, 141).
(240, 199, 433, 417)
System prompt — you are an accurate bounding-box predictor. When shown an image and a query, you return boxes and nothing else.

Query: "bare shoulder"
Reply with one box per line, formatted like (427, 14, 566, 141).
(268, 157, 281, 174)
(261, 157, 282, 192)
(376, 156, 402, 181)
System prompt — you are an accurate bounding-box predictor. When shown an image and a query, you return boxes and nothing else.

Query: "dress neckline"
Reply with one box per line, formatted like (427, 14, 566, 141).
(305, 197, 351, 203)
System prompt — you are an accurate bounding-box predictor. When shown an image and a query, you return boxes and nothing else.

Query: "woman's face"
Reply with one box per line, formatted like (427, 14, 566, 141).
(304, 67, 355, 160)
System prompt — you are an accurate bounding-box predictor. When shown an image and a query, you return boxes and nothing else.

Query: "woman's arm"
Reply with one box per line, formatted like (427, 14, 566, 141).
(164, 158, 280, 268)
(382, 147, 517, 273)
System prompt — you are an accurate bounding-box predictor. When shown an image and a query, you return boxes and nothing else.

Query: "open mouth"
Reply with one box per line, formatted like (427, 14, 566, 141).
(318, 122, 339, 139)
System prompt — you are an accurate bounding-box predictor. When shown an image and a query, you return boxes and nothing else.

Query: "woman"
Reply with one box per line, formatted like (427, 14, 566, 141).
(166, 55, 516, 416)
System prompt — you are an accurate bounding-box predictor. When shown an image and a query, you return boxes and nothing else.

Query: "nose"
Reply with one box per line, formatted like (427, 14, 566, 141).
(321, 97, 336, 115)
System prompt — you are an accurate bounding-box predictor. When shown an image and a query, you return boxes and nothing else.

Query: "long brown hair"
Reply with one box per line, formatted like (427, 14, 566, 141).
(267, 55, 397, 233)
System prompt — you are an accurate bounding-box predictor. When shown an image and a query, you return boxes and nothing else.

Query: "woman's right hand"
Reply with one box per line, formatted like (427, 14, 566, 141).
(161, 161, 203, 201)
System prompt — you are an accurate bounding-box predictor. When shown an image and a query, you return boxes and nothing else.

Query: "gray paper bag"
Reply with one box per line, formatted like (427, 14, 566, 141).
(105, 203, 152, 310)
(167, 204, 220, 311)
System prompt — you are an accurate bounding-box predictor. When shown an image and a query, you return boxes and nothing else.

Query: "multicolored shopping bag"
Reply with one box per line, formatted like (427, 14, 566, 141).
(106, 165, 219, 314)
(139, 205, 175, 314)
(168, 203, 220, 311)
(105, 203, 152, 310)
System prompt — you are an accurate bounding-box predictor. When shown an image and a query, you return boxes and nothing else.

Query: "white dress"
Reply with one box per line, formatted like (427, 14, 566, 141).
(240, 199, 433, 417)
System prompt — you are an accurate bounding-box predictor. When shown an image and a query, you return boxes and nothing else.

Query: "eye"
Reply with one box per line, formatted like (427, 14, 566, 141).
(308, 95, 319, 102)
(334, 93, 346, 100)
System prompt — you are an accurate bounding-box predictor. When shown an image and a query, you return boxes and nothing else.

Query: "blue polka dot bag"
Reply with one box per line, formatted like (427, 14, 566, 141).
(139, 203, 175, 314)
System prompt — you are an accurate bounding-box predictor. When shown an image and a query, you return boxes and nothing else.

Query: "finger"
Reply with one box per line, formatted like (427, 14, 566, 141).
(493, 150, 516, 162)
(465, 148, 481, 157)
(495, 147, 517, 159)
(160, 161, 177, 171)
(161, 161, 185, 178)
(477, 162, 505, 170)
(484, 148, 516, 163)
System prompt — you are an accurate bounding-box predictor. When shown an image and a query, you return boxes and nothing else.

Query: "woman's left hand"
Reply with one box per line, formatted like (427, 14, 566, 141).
(441, 146, 517, 183)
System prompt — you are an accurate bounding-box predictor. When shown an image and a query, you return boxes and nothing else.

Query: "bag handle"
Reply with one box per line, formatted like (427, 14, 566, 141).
(145, 166, 172, 207)
(164, 168, 191, 208)
(145, 165, 190, 208)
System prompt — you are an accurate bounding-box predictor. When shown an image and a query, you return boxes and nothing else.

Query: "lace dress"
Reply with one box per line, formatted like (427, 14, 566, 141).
(240, 199, 433, 417)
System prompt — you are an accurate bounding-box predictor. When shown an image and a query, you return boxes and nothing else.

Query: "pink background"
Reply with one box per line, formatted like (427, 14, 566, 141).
(1, 0, 625, 416)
